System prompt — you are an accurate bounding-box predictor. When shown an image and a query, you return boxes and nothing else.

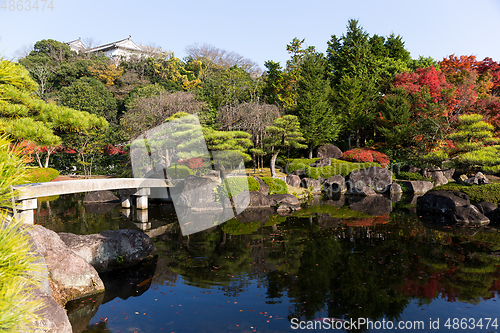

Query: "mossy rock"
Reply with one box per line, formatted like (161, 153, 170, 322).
(432, 182, 500, 204)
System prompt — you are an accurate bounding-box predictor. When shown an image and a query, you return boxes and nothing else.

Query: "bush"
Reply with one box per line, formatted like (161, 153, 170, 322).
(432, 183, 500, 204)
(166, 165, 193, 179)
(396, 171, 431, 182)
(342, 148, 390, 168)
(24, 167, 59, 183)
(261, 177, 288, 194)
(214, 176, 260, 202)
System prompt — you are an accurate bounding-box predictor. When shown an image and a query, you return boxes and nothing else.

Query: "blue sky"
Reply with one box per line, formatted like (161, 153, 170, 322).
(1, 0, 500, 72)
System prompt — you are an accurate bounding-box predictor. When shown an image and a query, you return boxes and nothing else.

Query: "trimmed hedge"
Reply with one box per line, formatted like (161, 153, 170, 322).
(24, 167, 59, 183)
(284, 158, 380, 179)
(166, 165, 193, 179)
(432, 182, 500, 204)
(261, 177, 288, 194)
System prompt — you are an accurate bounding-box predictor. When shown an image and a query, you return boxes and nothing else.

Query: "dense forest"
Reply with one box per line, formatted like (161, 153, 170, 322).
(2, 19, 500, 175)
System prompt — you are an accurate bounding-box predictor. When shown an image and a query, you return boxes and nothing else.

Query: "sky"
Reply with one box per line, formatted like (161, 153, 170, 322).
(1, 0, 500, 72)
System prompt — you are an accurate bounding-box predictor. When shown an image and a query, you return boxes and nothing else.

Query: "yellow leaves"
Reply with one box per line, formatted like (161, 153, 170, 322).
(88, 63, 124, 86)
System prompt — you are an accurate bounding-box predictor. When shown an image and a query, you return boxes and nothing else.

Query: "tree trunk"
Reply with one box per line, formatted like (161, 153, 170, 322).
(270, 151, 279, 178)
(308, 144, 313, 159)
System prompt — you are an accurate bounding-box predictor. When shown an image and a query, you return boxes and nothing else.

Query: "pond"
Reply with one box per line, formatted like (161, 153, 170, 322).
(35, 193, 500, 332)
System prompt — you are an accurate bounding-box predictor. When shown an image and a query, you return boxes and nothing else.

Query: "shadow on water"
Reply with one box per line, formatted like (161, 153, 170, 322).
(66, 257, 158, 332)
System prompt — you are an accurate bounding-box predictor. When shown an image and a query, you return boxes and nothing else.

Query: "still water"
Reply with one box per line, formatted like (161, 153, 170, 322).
(35, 194, 500, 332)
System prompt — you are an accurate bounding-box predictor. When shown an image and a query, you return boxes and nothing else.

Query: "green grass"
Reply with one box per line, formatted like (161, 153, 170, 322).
(432, 182, 500, 204)
(283, 158, 380, 179)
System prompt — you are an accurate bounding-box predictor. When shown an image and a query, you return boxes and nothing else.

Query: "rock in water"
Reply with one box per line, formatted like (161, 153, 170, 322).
(59, 229, 157, 272)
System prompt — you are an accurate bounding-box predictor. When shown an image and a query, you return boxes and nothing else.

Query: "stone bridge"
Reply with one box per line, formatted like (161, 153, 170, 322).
(12, 178, 183, 224)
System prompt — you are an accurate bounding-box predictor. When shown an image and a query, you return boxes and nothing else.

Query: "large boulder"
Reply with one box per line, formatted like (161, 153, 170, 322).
(244, 191, 275, 208)
(253, 176, 269, 195)
(175, 175, 218, 208)
(422, 167, 448, 186)
(310, 157, 331, 167)
(301, 178, 321, 193)
(464, 172, 490, 185)
(475, 201, 498, 215)
(30, 288, 73, 333)
(316, 144, 342, 159)
(268, 193, 300, 206)
(323, 175, 347, 195)
(417, 190, 470, 215)
(452, 205, 490, 225)
(59, 229, 157, 272)
(286, 174, 302, 188)
(346, 167, 392, 195)
(27, 226, 104, 307)
(442, 168, 455, 181)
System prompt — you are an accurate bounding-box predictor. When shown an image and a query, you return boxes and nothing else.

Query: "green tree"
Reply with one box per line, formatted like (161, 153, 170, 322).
(292, 52, 341, 158)
(421, 114, 500, 170)
(58, 77, 118, 123)
(377, 88, 418, 159)
(449, 114, 500, 172)
(0, 59, 108, 167)
(263, 38, 315, 111)
(264, 115, 307, 177)
(327, 19, 413, 148)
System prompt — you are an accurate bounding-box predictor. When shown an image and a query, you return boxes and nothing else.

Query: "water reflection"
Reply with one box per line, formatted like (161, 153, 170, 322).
(36, 194, 500, 332)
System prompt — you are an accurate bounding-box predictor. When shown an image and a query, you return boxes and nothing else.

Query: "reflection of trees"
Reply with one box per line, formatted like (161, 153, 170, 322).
(35, 193, 123, 234)
(149, 207, 500, 332)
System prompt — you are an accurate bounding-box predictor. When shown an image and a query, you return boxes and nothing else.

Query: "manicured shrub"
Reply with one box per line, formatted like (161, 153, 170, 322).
(285, 158, 380, 178)
(433, 183, 500, 204)
(261, 177, 288, 194)
(166, 165, 193, 179)
(342, 148, 390, 168)
(214, 177, 260, 202)
(24, 167, 59, 183)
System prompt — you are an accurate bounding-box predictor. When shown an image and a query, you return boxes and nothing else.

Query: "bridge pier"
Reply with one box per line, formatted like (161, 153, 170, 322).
(14, 198, 37, 224)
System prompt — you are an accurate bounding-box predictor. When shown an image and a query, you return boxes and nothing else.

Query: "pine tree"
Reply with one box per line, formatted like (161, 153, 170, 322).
(0, 59, 108, 167)
(264, 115, 307, 177)
(292, 52, 341, 158)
